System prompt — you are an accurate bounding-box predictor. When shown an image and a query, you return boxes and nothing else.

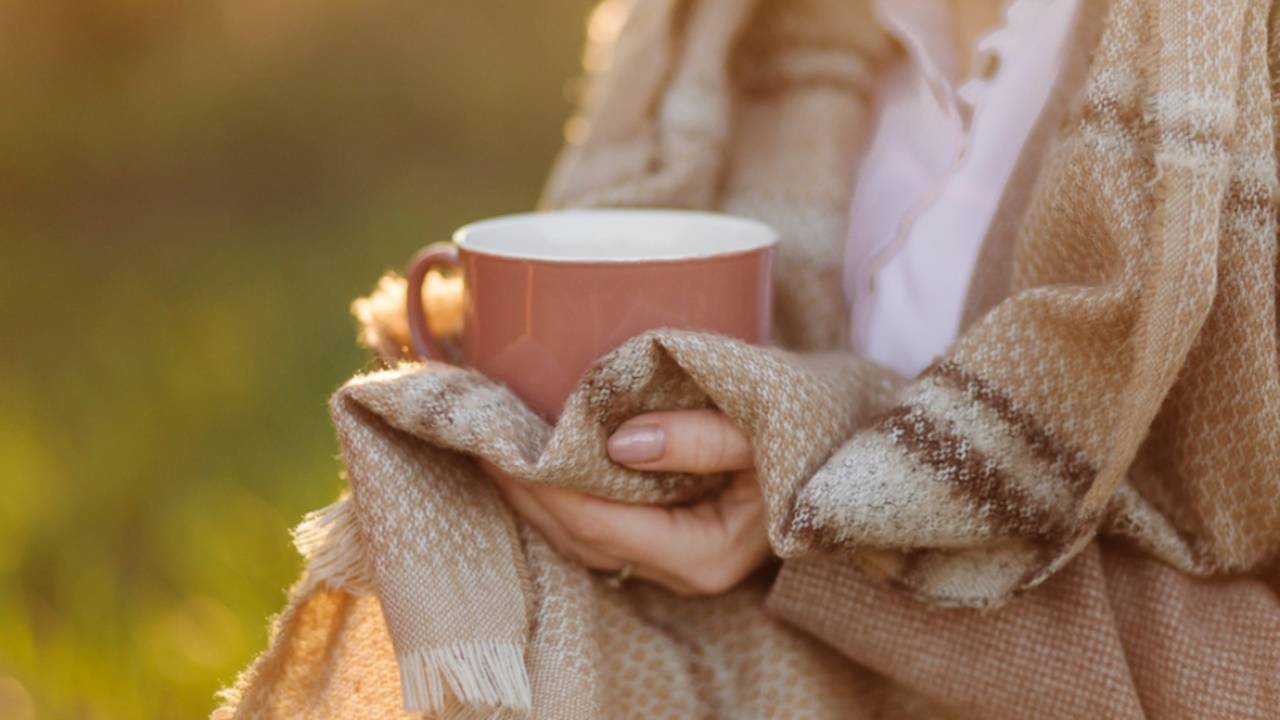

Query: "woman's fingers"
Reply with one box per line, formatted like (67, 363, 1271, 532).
(541, 472, 770, 594)
(495, 477, 702, 592)
(680, 474, 771, 592)
(488, 469, 627, 572)
(482, 436, 772, 594)
(607, 409, 752, 474)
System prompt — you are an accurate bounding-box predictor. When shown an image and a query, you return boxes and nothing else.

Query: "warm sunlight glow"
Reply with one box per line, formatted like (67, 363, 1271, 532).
(583, 0, 631, 73)
(424, 272, 465, 338)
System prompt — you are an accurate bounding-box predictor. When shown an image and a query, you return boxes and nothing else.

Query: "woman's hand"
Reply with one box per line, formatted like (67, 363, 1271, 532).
(484, 409, 772, 595)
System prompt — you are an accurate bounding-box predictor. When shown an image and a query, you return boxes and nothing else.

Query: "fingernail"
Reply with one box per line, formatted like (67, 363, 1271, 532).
(607, 424, 665, 464)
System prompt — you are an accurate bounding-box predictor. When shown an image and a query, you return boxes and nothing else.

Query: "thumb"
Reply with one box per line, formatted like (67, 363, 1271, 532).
(607, 409, 753, 474)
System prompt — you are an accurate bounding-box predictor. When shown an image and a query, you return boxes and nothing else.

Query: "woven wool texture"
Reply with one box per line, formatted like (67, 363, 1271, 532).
(768, 540, 1280, 719)
(217, 0, 1280, 717)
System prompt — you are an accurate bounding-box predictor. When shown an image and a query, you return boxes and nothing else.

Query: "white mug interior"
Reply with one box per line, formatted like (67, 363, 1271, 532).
(453, 209, 779, 263)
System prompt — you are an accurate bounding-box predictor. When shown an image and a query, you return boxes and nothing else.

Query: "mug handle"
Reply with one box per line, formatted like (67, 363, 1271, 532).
(405, 242, 462, 361)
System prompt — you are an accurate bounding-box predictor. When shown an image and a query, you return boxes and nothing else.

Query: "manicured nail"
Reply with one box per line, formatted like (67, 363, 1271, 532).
(607, 424, 666, 464)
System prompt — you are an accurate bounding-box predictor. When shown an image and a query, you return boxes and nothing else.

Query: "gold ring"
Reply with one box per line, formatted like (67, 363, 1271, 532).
(603, 562, 634, 589)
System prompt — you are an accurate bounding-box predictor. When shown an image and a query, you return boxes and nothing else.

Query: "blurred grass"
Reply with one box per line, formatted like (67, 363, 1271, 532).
(0, 1, 594, 716)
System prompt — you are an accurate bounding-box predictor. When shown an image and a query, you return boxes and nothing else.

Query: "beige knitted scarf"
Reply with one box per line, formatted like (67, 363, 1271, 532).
(216, 0, 1280, 717)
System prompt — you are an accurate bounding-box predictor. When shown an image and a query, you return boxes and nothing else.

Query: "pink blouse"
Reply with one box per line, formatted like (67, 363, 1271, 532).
(846, 0, 1083, 377)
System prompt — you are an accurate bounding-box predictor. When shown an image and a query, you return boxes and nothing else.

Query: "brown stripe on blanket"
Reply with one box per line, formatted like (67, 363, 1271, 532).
(1076, 92, 1152, 139)
(779, 498, 857, 554)
(1073, 78, 1226, 161)
(877, 406, 1071, 545)
(1222, 176, 1277, 221)
(929, 361, 1097, 500)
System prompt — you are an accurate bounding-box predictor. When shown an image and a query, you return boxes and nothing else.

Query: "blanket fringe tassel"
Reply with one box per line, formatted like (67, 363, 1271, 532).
(291, 496, 375, 595)
(400, 641, 532, 714)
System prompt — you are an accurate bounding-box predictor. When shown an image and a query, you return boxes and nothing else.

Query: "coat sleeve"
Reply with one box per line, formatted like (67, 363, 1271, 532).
(765, 541, 1280, 719)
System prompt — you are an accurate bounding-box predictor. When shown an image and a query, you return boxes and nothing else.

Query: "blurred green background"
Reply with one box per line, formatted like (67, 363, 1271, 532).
(0, 1, 595, 716)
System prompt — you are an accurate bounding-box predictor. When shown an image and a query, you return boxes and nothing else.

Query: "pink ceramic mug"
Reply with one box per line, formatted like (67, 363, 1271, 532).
(406, 209, 777, 420)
